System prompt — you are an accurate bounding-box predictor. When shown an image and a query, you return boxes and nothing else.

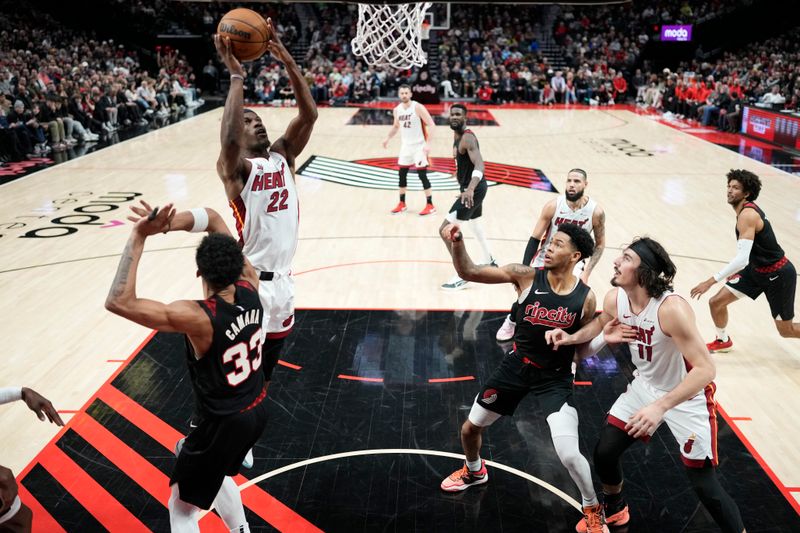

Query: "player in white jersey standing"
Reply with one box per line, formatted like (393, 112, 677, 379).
(547, 237, 745, 533)
(382, 84, 437, 216)
(213, 23, 317, 460)
(496, 169, 605, 341)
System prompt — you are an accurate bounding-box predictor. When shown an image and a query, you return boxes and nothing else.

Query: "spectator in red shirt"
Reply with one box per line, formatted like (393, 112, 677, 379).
(612, 72, 628, 103)
(476, 81, 494, 103)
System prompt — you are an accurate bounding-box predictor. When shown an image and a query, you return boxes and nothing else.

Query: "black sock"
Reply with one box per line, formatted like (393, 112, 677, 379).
(603, 491, 626, 514)
(400, 194, 406, 203)
(426, 195, 433, 205)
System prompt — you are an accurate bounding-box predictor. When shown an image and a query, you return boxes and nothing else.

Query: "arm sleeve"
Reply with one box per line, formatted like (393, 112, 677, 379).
(0, 387, 22, 405)
(522, 237, 541, 266)
(714, 239, 753, 282)
(575, 332, 607, 359)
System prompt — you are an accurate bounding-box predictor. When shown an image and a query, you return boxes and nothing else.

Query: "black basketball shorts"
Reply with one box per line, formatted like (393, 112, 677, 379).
(476, 351, 574, 418)
(725, 259, 796, 320)
(170, 392, 268, 509)
(449, 179, 488, 221)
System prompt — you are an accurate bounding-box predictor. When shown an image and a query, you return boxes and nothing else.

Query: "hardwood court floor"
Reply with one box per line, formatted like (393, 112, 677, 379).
(1, 105, 798, 528)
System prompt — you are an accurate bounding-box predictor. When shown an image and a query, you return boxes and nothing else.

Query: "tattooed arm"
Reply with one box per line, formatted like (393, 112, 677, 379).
(441, 222, 535, 292)
(105, 204, 208, 336)
(581, 205, 606, 283)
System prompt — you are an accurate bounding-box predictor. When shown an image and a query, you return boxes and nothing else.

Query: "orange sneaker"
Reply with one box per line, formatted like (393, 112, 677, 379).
(581, 504, 609, 533)
(440, 461, 488, 492)
(576, 505, 628, 532)
(390, 201, 407, 214)
(419, 204, 437, 216)
(706, 337, 733, 353)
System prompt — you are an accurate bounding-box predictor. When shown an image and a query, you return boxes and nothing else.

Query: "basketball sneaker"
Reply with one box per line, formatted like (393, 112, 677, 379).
(242, 448, 254, 469)
(575, 504, 628, 532)
(390, 202, 407, 214)
(580, 504, 610, 533)
(706, 337, 733, 353)
(441, 276, 469, 291)
(419, 204, 436, 216)
(496, 314, 516, 342)
(440, 460, 488, 492)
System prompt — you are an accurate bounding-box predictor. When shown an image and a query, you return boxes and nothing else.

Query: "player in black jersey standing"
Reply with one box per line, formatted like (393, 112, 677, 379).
(439, 222, 629, 533)
(691, 169, 798, 351)
(439, 104, 496, 291)
(105, 202, 267, 533)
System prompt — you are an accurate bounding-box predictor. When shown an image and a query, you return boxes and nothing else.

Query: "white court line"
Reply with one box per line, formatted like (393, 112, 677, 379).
(205, 448, 582, 516)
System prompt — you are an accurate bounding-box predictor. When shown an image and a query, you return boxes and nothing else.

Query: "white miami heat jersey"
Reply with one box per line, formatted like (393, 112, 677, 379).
(617, 288, 687, 391)
(230, 152, 299, 273)
(532, 195, 597, 267)
(395, 101, 428, 145)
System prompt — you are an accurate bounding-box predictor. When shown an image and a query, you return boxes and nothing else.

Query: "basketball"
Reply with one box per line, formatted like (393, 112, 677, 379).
(217, 8, 270, 62)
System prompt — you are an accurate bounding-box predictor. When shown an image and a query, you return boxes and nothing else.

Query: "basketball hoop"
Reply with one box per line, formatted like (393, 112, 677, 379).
(351, 2, 433, 70)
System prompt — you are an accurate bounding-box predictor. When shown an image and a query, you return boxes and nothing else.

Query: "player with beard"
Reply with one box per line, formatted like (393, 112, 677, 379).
(497, 169, 606, 341)
(690, 169, 798, 351)
(439, 104, 497, 290)
(213, 21, 317, 466)
(382, 84, 437, 215)
(547, 237, 744, 533)
(439, 221, 627, 533)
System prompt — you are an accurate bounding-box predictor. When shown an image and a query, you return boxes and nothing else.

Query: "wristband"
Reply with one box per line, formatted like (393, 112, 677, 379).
(189, 208, 209, 233)
(0, 387, 22, 405)
(586, 332, 607, 355)
(471, 170, 483, 180)
(230, 74, 245, 82)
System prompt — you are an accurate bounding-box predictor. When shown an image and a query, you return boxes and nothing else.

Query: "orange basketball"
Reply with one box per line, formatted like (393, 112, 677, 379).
(217, 8, 270, 62)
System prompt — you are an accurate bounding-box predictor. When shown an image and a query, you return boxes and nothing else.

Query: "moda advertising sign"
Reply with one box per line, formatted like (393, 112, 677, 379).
(660, 24, 692, 42)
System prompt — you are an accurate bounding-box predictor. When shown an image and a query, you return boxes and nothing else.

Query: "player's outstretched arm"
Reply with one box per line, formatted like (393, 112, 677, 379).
(267, 18, 318, 169)
(442, 223, 530, 288)
(215, 34, 250, 200)
(691, 209, 756, 299)
(105, 205, 208, 336)
(626, 296, 715, 439)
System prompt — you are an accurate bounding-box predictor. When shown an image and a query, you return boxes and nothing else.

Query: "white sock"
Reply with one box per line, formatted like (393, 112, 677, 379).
(213, 477, 249, 533)
(466, 219, 493, 264)
(715, 327, 729, 342)
(168, 484, 201, 533)
(466, 457, 482, 471)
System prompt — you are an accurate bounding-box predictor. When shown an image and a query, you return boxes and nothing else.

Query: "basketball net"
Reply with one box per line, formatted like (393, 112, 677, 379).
(351, 2, 433, 69)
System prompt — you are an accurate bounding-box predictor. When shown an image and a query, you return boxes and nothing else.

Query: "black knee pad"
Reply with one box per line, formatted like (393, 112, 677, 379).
(417, 168, 431, 190)
(398, 167, 409, 188)
(593, 422, 636, 485)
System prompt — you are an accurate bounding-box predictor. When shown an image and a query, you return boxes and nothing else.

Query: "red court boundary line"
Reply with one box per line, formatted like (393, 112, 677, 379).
(428, 376, 475, 383)
(278, 359, 302, 370)
(573, 381, 593, 386)
(70, 413, 228, 532)
(97, 385, 322, 532)
(56, 410, 79, 414)
(37, 445, 149, 532)
(338, 374, 384, 383)
(787, 487, 800, 492)
(17, 329, 157, 480)
(16, 484, 65, 533)
(729, 417, 752, 421)
(716, 404, 800, 516)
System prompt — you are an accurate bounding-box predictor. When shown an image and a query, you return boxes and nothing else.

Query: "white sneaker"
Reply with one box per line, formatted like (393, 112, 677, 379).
(441, 276, 469, 291)
(242, 448, 254, 469)
(496, 314, 516, 342)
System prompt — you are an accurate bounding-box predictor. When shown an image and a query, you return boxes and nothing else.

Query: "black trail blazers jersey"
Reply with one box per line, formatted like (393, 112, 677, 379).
(514, 269, 590, 369)
(186, 281, 265, 418)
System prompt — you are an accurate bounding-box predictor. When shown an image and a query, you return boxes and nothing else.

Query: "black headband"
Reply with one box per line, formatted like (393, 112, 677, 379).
(629, 240, 661, 272)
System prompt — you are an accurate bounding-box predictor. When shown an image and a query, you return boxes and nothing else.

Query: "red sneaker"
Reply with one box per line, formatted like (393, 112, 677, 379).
(440, 460, 488, 492)
(390, 202, 407, 214)
(419, 204, 437, 216)
(706, 337, 733, 353)
(576, 505, 628, 532)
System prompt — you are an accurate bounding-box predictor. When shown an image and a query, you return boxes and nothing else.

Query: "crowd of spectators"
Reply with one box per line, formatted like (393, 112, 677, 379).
(0, 5, 204, 163)
(3, 0, 798, 163)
